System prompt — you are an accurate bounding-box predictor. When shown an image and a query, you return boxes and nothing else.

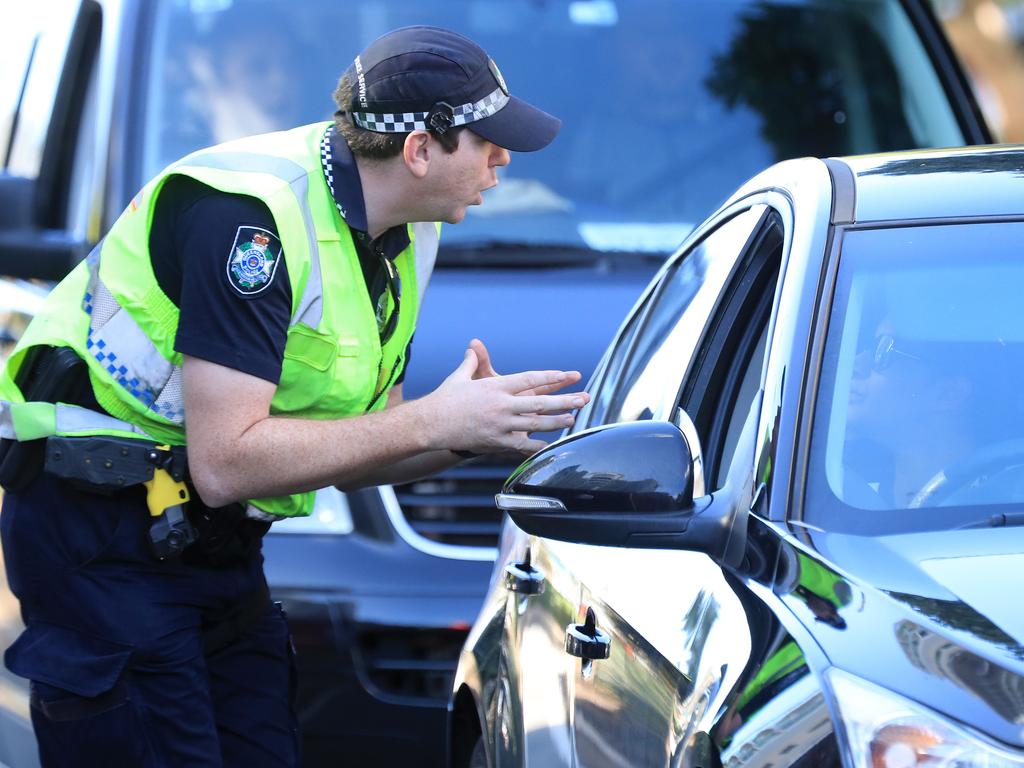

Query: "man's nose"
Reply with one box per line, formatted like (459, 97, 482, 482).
(491, 145, 511, 167)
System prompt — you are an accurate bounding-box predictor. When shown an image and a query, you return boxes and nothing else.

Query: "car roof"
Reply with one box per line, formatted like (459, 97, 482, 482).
(725, 145, 1024, 227)
(837, 144, 1024, 224)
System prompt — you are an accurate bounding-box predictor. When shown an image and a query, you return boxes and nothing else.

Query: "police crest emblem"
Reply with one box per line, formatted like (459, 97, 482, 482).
(227, 227, 282, 296)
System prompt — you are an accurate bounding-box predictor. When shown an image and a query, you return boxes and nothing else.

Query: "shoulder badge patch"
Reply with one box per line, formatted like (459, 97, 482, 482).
(227, 226, 283, 296)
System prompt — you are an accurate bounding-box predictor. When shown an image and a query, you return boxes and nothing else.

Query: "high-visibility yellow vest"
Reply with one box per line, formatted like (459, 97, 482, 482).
(0, 122, 439, 519)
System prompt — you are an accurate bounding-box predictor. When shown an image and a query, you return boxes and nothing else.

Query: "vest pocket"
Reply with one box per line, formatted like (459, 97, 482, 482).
(282, 324, 335, 370)
(275, 325, 335, 412)
(275, 327, 382, 417)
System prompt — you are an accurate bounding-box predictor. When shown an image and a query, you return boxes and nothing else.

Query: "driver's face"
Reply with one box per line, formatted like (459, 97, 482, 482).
(848, 321, 932, 442)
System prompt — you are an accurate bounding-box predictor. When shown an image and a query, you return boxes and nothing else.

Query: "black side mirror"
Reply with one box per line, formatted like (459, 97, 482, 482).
(0, 176, 86, 280)
(496, 419, 745, 563)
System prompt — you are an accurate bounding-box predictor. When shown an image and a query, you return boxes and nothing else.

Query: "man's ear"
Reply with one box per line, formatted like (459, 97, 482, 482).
(403, 131, 431, 178)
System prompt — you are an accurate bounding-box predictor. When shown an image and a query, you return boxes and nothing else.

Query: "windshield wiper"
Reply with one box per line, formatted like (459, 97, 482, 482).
(438, 240, 668, 267)
(956, 511, 1024, 529)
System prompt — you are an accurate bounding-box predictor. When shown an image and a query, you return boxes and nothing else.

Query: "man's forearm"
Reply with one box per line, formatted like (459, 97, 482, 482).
(339, 449, 466, 491)
(184, 352, 585, 508)
(189, 402, 437, 506)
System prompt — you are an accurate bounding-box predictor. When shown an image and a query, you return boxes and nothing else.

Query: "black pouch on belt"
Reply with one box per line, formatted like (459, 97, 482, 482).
(184, 498, 271, 568)
(0, 346, 91, 492)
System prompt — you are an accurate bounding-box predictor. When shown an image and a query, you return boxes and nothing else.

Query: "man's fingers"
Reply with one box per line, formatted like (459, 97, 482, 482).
(513, 437, 549, 456)
(516, 370, 583, 396)
(513, 393, 589, 415)
(470, 338, 499, 378)
(512, 413, 578, 433)
(498, 369, 579, 394)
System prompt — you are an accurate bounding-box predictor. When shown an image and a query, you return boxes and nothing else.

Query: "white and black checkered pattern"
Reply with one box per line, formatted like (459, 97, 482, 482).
(351, 112, 429, 133)
(351, 87, 510, 134)
(320, 125, 346, 219)
(452, 88, 508, 126)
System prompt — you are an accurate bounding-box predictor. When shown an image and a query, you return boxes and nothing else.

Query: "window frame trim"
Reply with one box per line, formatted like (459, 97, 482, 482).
(589, 199, 776, 431)
(681, 214, 784, 490)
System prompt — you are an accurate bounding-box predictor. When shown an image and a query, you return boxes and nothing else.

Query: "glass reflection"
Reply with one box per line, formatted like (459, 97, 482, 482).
(808, 222, 1024, 534)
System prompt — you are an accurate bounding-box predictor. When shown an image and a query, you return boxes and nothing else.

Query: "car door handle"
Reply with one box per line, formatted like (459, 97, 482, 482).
(565, 608, 611, 660)
(503, 549, 545, 595)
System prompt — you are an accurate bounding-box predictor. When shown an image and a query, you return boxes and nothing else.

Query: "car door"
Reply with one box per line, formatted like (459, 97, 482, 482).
(576, 205, 786, 768)
(514, 201, 785, 766)
(572, 203, 787, 767)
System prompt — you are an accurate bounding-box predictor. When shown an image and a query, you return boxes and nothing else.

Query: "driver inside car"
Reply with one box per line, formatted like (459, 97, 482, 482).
(843, 316, 978, 510)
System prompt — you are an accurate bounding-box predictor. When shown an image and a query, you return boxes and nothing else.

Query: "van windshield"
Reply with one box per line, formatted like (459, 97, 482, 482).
(806, 221, 1024, 535)
(144, 0, 964, 257)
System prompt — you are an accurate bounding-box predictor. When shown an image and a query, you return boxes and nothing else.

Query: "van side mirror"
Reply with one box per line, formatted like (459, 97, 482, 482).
(496, 419, 742, 561)
(0, 176, 86, 280)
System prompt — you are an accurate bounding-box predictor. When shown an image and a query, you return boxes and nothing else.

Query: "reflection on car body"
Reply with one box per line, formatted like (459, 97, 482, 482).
(451, 145, 1024, 767)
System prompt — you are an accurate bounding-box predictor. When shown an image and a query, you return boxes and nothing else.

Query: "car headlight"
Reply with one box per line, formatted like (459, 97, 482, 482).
(269, 486, 354, 535)
(826, 667, 1024, 767)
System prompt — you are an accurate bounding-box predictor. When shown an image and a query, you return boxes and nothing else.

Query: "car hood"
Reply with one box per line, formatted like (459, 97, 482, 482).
(792, 526, 1024, 746)
(818, 526, 1024, 655)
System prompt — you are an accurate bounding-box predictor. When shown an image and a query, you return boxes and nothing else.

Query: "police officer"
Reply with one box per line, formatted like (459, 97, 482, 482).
(0, 26, 583, 767)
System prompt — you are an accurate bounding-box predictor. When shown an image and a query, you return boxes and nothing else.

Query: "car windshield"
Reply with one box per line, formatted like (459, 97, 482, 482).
(805, 222, 1024, 535)
(143, 0, 964, 260)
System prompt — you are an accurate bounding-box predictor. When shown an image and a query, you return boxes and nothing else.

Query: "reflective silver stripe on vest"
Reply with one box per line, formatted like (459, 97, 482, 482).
(411, 222, 439, 304)
(84, 245, 185, 425)
(180, 152, 324, 329)
(54, 403, 150, 437)
(0, 400, 148, 440)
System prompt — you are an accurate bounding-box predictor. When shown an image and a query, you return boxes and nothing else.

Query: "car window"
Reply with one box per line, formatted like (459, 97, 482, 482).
(601, 206, 767, 426)
(714, 322, 769, 489)
(3, 3, 79, 177)
(806, 221, 1024, 534)
(579, 292, 652, 429)
(141, 0, 965, 260)
(678, 213, 783, 490)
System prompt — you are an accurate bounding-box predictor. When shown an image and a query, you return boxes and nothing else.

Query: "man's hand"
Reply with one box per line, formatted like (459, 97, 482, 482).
(419, 342, 589, 456)
(469, 338, 577, 396)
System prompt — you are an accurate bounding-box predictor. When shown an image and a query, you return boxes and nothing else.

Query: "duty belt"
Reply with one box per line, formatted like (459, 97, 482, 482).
(44, 436, 197, 559)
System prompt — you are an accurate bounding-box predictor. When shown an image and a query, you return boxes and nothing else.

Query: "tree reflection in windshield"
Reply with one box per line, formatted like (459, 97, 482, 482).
(705, 3, 915, 159)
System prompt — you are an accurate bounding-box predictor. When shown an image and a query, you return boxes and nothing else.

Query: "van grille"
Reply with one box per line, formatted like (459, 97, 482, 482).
(392, 460, 516, 549)
(356, 625, 468, 705)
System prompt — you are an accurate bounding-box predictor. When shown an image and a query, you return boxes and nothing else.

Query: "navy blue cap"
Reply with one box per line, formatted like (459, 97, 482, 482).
(343, 26, 560, 152)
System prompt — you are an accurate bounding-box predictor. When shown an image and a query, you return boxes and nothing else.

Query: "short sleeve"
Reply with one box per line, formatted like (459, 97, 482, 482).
(154, 179, 292, 384)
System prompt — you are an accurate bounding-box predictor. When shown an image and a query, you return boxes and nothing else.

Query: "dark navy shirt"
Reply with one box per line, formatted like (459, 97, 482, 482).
(148, 127, 413, 386)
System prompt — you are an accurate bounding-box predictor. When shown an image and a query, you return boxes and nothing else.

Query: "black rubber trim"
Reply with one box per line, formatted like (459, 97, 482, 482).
(34, 0, 102, 229)
(823, 158, 856, 225)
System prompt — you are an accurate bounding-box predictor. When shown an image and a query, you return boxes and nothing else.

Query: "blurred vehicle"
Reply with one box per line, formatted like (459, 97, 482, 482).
(0, 0, 991, 765)
(450, 144, 1024, 767)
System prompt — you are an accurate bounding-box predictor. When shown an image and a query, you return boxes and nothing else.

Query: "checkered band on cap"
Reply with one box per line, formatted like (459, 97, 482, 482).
(351, 87, 510, 133)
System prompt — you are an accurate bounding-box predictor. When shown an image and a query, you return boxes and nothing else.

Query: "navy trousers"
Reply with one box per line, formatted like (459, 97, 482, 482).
(0, 474, 300, 767)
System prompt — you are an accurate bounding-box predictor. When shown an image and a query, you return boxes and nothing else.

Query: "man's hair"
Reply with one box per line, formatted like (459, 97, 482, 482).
(332, 74, 463, 158)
